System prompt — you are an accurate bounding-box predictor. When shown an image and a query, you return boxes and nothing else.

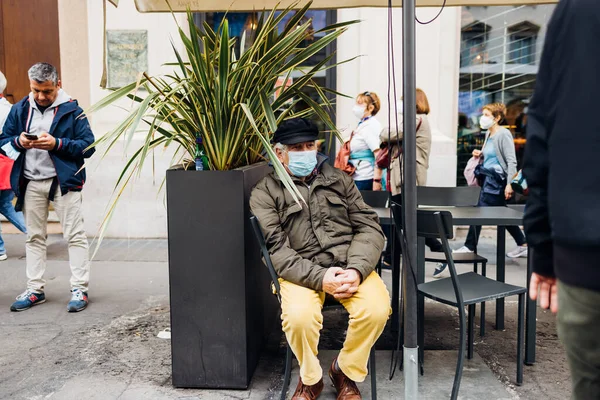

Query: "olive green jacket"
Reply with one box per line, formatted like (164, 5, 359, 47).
(249, 156, 385, 291)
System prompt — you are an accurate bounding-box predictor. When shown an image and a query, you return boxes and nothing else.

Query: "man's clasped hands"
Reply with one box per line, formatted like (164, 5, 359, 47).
(322, 267, 362, 300)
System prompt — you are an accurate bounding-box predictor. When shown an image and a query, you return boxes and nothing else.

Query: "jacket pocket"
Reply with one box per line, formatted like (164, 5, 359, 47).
(278, 203, 306, 250)
(280, 203, 302, 222)
(323, 195, 352, 233)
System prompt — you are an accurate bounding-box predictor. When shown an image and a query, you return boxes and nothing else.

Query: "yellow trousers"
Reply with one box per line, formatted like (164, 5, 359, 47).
(280, 271, 391, 385)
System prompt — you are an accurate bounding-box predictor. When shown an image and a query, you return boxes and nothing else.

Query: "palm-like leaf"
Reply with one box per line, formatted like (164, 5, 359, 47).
(86, 2, 356, 249)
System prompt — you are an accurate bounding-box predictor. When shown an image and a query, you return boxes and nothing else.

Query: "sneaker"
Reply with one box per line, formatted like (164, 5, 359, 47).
(10, 290, 46, 311)
(0, 254, 7, 261)
(453, 246, 474, 254)
(67, 289, 88, 312)
(432, 263, 450, 279)
(507, 245, 528, 258)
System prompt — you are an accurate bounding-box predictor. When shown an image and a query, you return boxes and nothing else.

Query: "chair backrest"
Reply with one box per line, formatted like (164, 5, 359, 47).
(360, 190, 390, 208)
(417, 186, 480, 207)
(416, 209, 454, 240)
(390, 203, 454, 240)
(249, 216, 281, 301)
(390, 203, 465, 307)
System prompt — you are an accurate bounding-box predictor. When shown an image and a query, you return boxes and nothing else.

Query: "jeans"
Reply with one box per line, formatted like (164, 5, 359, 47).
(354, 179, 373, 191)
(557, 280, 600, 399)
(464, 191, 526, 251)
(0, 190, 26, 254)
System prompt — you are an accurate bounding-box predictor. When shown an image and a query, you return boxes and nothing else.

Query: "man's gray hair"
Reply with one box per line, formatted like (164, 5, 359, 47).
(273, 142, 288, 152)
(28, 62, 59, 85)
(0, 71, 6, 93)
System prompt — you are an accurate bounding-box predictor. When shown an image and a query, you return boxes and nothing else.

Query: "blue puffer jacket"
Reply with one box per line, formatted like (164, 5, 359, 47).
(0, 95, 95, 205)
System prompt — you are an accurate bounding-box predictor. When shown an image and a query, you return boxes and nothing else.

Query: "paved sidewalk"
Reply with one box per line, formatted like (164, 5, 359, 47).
(0, 233, 568, 399)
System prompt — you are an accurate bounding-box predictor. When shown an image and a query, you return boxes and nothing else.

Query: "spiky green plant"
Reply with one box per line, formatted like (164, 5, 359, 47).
(86, 2, 356, 251)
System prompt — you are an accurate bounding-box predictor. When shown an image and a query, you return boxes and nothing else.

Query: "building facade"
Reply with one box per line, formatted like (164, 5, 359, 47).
(0, 1, 555, 238)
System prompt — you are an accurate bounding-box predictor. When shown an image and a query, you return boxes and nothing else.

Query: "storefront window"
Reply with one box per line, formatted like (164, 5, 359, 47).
(457, 5, 555, 190)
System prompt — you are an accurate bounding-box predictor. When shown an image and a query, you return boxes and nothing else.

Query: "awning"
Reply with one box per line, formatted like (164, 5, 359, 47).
(132, 0, 557, 12)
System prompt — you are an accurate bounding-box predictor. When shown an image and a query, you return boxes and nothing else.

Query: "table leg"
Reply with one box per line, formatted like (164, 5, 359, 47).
(525, 247, 536, 365)
(391, 228, 401, 334)
(417, 237, 425, 374)
(496, 226, 506, 330)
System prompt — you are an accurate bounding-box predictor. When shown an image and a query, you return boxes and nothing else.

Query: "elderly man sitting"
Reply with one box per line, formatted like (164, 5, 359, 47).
(250, 118, 390, 400)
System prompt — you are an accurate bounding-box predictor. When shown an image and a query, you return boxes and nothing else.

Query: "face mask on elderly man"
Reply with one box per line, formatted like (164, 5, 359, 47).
(287, 150, 317, 177)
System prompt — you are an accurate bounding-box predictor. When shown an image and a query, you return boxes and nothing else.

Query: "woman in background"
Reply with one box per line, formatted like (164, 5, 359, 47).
(348, 91, 383, 190)
(378, 89, 442, 267)
(379, 88, 432, 194)
(455, 103, 527, 259)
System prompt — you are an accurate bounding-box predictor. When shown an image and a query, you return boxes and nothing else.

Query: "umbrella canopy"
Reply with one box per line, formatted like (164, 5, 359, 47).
(133, 0, 557, 12)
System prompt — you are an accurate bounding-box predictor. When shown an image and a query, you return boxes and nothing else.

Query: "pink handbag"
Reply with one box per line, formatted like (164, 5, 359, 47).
(464, 156, 481, 186)
(463, 133, 489, 187)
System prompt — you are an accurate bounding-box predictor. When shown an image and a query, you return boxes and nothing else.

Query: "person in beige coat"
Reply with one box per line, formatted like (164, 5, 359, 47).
(377, 89, 443, 267)
(378, 88, 432, 195)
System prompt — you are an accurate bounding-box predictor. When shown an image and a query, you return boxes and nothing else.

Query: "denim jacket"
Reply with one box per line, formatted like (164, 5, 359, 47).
(475, 164, 506, 196)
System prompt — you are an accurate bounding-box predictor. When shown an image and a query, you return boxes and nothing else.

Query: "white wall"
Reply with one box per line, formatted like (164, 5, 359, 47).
(336, 7, 460, 187)
(80, 0, 189, 238)
(58, 0, 91, 109)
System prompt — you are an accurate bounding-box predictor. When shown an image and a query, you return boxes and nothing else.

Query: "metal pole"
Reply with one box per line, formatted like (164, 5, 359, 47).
(402, 0, 418, 398)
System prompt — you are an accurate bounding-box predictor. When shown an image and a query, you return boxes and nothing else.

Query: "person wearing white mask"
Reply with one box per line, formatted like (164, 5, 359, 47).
(348, 91, 383, 191)
(452, 103, 528, 263)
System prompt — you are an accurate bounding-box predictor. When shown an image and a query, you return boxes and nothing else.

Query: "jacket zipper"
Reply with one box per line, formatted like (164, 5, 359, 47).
(305, 179, 325, 249)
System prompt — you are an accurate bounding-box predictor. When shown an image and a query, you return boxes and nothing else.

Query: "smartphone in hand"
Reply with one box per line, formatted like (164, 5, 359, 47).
(24, 133, 38, 141)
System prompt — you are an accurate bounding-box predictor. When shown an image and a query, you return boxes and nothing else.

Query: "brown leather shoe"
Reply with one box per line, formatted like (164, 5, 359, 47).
(291, 377, 324, 400)
(328, 357, 362, 400)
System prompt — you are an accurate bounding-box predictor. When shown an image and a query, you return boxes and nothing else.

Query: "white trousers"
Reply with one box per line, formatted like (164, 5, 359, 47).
(24, 179, 90, 293)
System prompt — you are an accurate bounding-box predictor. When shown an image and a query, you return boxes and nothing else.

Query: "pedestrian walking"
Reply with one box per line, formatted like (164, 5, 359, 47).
(378, 88, 443, 269)
(455, 103, 528, 258)
(342, 91, 383, 191)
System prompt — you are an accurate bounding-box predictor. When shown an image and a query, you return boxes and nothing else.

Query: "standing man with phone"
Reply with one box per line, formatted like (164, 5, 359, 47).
(0, 62, 95, 312)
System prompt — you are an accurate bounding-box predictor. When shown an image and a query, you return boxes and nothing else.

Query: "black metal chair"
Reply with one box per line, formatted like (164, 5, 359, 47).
(359, 190, 390, 208)
(391, 204, 526, 400)
(417, 186, 490, 337)
(360, 190, 390, 276)
(250, 215, 378, 400)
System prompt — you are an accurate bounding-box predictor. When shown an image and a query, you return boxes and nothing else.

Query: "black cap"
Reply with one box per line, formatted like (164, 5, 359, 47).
(272, 118, 319, 145)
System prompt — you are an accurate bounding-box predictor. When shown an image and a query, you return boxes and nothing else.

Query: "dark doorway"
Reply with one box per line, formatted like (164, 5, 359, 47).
(0, 0, 61, 103)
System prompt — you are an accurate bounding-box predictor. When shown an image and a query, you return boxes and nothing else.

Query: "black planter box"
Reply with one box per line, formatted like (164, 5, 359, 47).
(166, 162, 279, 389)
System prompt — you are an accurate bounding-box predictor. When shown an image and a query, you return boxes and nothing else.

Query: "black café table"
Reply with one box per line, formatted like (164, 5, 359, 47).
(373, 205, 536, 365)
